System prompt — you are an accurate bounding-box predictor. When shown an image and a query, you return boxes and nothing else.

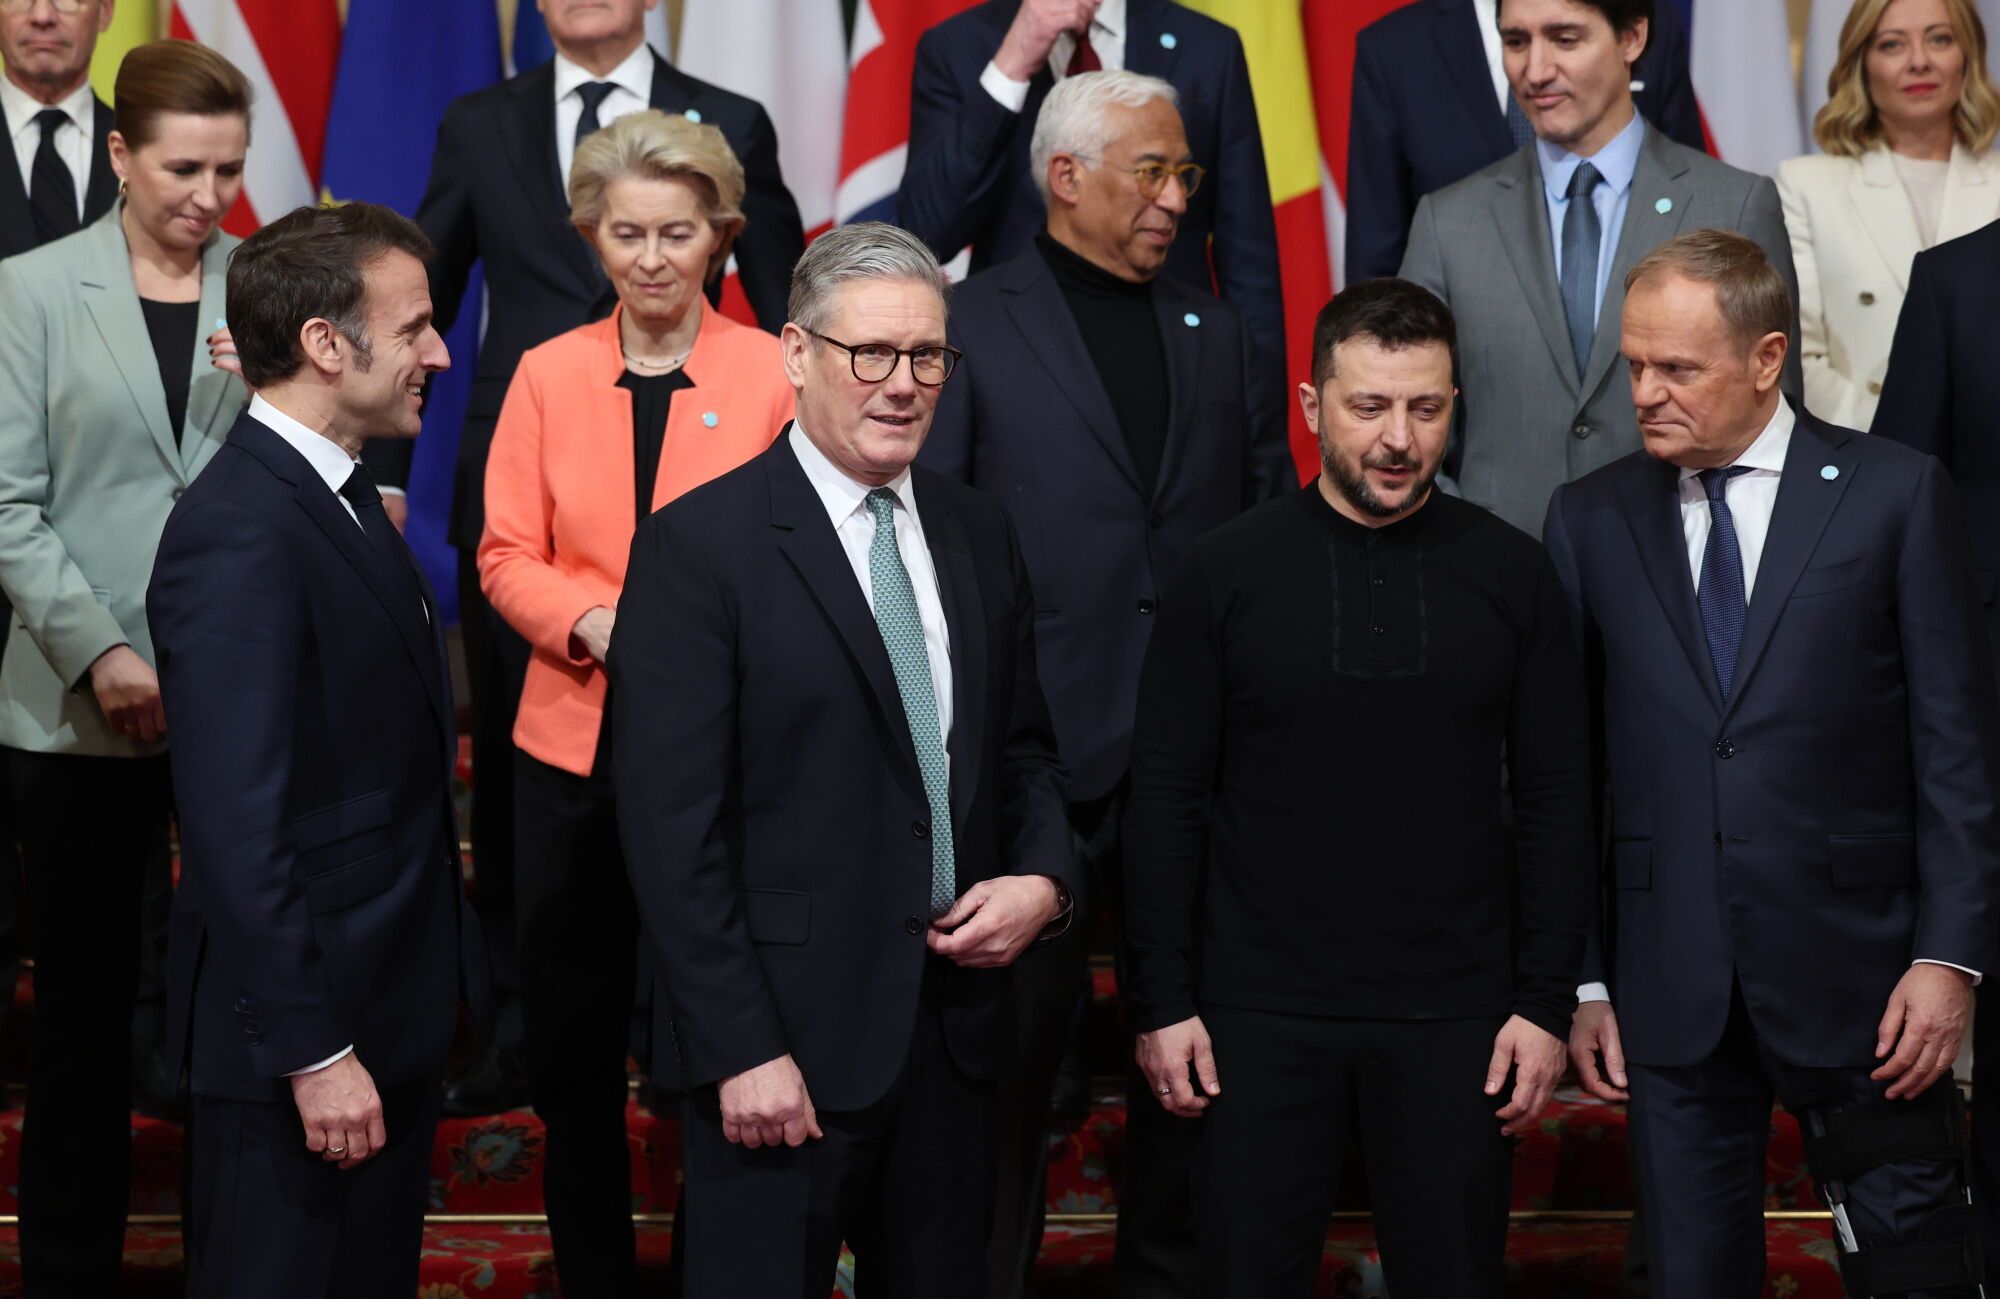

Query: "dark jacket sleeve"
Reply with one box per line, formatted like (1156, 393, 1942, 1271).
(1636, 4, 1707, 153)
(610, 510, 791, 1085)
(1504, 550, 1597, 1038)
(1541, 483, 1611, 988)
(896, 22, 1023, 261)
(148, 500, 349, 1078)
(1203, 30, 1288, 453)
(1896, 458, 2000, 976)
(1120, 552, 1222, 1031)
(730, 101, 807, 334)
(1871, 250, 1952, 461)
(1342, 24, 1414, 285)
(993, 508, 1077, 894)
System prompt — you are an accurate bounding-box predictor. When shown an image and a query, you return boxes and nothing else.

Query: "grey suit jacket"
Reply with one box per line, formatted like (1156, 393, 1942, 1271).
(1400, 123, 1801, 535)
(0, 207, 245, 757)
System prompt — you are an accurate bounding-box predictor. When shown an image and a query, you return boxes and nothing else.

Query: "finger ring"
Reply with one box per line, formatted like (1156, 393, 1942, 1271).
(328, 1145, 347, 1154)
(1159, 1085, 1171, 1095)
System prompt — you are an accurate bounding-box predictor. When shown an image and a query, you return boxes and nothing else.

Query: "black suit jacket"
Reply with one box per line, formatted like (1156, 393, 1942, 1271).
(1544, 404, 2000, 1068)
(1873, 218, 2000, 683)
(149, 413, 489, 1102)
(898, 0, 1285, 435)
(0, 93, 117, 260)
(1344, 0, 1704, 284)
(920, 250, 1291, 799)
(371, 53, 805, 543)
(610, 435, 1076, 1112)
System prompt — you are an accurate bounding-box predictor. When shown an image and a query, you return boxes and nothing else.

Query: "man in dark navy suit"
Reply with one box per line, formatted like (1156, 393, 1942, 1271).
(1345, 0, 1703, 284)
(1548, 230, 1997, 1299)
(898, 0, 1285, 443)
(149, 203, 489, 1299)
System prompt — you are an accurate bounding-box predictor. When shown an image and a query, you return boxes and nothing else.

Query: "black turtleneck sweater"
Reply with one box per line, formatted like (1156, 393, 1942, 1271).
(1036, 232, 1169, 491)
(1121, 486, 1596, 1041)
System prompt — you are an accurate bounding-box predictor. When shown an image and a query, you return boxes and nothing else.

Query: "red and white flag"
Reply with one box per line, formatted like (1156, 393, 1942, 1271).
(1687, 0, 1799, 175)
(169, 0, 340, 233)
(1311, 0, 1414, 291)
(839, 0, 979, 225)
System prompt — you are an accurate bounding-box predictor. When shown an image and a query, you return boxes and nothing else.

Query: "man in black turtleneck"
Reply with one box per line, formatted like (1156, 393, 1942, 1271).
(921, 68, 1294, 1299)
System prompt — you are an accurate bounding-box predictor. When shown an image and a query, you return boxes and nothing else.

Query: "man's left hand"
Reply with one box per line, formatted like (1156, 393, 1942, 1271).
(1873, 963, 1973, 1100)
(1487, 1014, 1566, 1137)
(926, 876, 1060, 968)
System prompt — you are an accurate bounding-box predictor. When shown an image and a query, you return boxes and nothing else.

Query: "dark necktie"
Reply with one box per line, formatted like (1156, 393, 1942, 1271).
(1559, 161, 1603, 379)
(573, 81, 616, 151)
(1066, 31, 1102, 76)
(1505, 92, 1535, 149)
(29, 108, 78, 245)
(338, 464, 428, 621)
(1697, 467, 1753, 700)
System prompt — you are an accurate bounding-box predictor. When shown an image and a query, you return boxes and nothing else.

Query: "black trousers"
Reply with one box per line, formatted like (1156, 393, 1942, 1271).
(1628, 984, 1977, 1298)
(515, 736, 639, 1298)
(1972, 986, 2000, 1258)
(185, 1078, 442, 1298)
(1194, 1005, 1513, 1298)
(9, 748, 171, 1299)
(679, 975, 998, 1299)
(459, 551, 526, 1045)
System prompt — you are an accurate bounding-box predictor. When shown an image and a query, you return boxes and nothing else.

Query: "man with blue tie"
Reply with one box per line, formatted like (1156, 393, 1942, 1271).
(1546, 230, 1998, 1298)
(1399, 0, 1797, 540)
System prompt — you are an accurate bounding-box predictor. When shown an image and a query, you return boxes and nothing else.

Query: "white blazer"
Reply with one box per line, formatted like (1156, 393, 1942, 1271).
(1778, 143, 2000, 430)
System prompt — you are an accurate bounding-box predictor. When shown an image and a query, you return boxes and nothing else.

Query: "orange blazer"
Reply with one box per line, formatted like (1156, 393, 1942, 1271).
(479, 305, 793, 775)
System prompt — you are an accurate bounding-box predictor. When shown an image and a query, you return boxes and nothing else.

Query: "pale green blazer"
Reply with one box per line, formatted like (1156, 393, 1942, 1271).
(0, 205, 246, 757)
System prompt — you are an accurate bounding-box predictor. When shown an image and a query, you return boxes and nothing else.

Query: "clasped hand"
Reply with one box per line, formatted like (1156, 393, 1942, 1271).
(925, 875, 1060, 968)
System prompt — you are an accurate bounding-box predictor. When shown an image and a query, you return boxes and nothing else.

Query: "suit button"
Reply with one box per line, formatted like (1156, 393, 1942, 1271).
(1860, 291, 1876, 306)
(905, 916, 924, 935)
(1868, 381, 1882, 395)
(1572, 421, 1591, 439)
(913, 820, 930, 840)
(1713, 832, 1723, 848)
(1149, 514, 1164, 530)
(1372, 624, 1385, 636)
(1715, 739, 1737, 759)
(171, 487, 184, 500)
(1137, 599, 1156, 615)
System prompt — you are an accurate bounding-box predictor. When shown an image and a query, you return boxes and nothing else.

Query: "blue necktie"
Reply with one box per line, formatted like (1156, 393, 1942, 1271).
(1559, 162, 1603, 380)
(1697, 467, 1753, 700)
(865, 489, 956, 917)
(1506, 92, 1535, 149)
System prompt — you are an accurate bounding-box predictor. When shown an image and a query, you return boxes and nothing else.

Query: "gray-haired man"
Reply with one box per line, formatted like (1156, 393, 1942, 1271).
(609, 221, 1079, 1297)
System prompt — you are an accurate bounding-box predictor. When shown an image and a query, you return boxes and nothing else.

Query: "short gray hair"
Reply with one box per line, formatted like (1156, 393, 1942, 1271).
(1625, 229, 1793, 352)
(787, 221, 951, 335)
(1029, 70, 1180, 204)
(570, 110, 746, 283)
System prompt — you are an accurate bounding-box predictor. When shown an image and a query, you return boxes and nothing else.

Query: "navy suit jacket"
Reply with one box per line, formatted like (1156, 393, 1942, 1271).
(920, 250, 1293, 800)
(1345, 0, 1704, 284)
(149, 413, 489, 1102)
(609, 436, 1077, 1112)
(897, 0, 1285, 427)
(1545, 405, 2000, 1068)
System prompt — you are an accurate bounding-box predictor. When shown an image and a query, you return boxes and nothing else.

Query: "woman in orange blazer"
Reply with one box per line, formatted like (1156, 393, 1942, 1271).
(476, 109, 793, 1293)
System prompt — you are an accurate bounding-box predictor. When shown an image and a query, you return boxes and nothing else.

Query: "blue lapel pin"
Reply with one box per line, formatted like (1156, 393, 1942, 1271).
(1655, 197, 1673, 215)
(1821, 464, 1839, 481)
(702, 411, 719, 429)
(1183, 312, 1201, 327)
(1160, 32, 1178, 49)
(685, 109, 703, 124)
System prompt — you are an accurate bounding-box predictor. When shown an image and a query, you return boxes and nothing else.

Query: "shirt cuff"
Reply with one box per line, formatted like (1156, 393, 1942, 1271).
(979, 59, 1031, 113)
(286, 1044, 354, 1076)
(377, 485, 407, 499)
(1913, 958, 1982, 986)
(1577, 981, 1611, 1004)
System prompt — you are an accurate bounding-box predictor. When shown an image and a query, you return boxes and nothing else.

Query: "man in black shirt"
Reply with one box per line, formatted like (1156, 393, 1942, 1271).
(1123, 278, 1595, 1297)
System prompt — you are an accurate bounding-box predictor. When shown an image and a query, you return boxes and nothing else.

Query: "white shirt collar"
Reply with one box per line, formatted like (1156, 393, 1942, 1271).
(552, 40, 655, 106)
(788, 423, 917, 528)
(1091, 0, 1126, 40)
(0, 74, 93, 145)
(1677, 399, 1795, 486)
(248, 394, 360, 497)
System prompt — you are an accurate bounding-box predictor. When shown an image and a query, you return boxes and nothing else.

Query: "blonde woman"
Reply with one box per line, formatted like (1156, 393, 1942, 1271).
(1779, 0, 2000, 429)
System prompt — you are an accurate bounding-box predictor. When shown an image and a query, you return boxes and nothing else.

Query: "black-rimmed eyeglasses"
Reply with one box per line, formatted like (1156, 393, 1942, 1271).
(809, 331, 962, 386)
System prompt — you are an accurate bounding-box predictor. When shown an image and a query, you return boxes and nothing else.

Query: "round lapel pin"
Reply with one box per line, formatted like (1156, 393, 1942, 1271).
(1183, 312, 1201, 327)
(685, 109, 703, 124)
(1655, 197, 1673, 215)
(1821, 465, 1839, 481)
(1160, 32, 1178, 49)
(702, 411, 719, 428)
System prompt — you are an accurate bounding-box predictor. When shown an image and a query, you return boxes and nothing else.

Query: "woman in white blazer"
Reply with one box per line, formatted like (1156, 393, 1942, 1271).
(1779, 0, 2000, 430)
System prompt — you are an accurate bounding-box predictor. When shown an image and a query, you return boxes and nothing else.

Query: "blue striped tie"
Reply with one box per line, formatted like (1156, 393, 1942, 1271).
(1697, 467, 1753, 700)
(865, 489, 956, 917)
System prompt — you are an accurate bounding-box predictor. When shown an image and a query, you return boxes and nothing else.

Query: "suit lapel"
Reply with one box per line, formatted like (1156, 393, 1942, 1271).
(1003, 259, 1143, 492)
(1616, 456, 1722, 713)
(498, 65, 603, 296)
(1434, 0, 1514, 158)
(1852, 147, 1923, 296)
(76, 215, 183, 479)
(82, 98, 117, 222)
(1152, 286, 1204, 497)
(1492, 152, 1579, 396)
(182, 235, 238, 477)
(920, 486, 987, 830)
(1123, 0, 1183, 79)
(1723, 412, 1856, 721)
(0, 119, 29, 254)
(1937, 144, 1999, 246)
(1582, 127, 1691, 402)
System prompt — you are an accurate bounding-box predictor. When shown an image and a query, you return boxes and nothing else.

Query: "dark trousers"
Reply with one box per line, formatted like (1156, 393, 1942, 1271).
(1628, 984, 1977, 1299)
(1195, 1005, 1513, 1298)
(459, 552, 525, 1044)
(679, 977, 998, 1299)
(1973, 986, 2000, 1257)
(9, 748, 171, 1298)
(515, 737, 638, 1298)
(185, 1078, 442, 1298)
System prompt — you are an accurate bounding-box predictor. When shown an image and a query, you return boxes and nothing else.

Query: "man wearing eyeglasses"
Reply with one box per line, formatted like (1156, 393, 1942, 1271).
(919, 69, 1292, 1299)
(609, 221, 1079, 1298)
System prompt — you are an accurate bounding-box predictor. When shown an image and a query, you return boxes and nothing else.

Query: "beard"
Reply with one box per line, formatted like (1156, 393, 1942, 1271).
(1322, 442, 1437, 519)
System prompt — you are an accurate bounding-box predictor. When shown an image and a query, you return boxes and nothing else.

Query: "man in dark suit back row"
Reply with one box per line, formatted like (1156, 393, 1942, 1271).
(921, 68, 1292, 1299)
(364, 0, 807, 1113)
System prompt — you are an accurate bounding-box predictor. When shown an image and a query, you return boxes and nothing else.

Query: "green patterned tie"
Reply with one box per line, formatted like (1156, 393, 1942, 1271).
(865, 488, 956, 917)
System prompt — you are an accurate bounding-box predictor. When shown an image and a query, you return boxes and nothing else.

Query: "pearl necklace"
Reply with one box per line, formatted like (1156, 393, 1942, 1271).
(622, 345, 691, 372)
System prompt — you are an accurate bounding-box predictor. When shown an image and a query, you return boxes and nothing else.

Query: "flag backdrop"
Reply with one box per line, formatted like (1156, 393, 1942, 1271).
(838, 0, 979, 224)
(87, 0, 158, 102)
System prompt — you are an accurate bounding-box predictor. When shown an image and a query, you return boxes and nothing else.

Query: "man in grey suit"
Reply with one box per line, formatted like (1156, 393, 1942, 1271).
(1400, 0, 1799, 536)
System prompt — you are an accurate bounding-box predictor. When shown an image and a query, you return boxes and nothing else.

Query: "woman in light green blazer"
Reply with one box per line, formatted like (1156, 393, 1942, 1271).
(0, 40, 251, 1293)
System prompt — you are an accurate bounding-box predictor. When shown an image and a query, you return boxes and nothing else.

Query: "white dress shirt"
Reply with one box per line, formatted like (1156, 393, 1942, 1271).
(553, 41, 655, 192)
(1, 75, 94, 223)
(979, 0, 1127, 114)
(789, 425, 953, 767)
(1577, 399, 1977, 1004)
(1469, 0, 1510, 115)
